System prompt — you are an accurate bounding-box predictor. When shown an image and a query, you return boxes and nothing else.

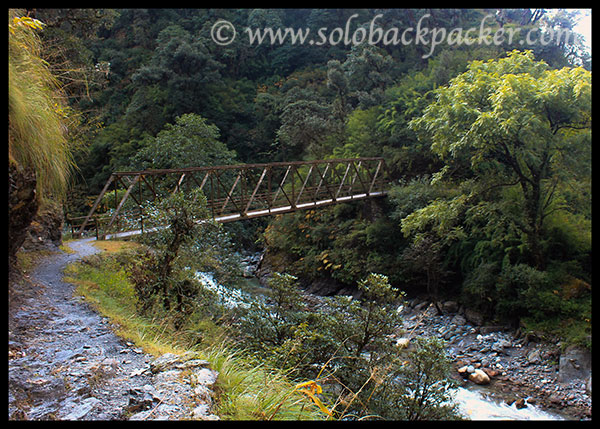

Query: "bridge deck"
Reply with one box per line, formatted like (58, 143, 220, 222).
(103, 191, 385, 240)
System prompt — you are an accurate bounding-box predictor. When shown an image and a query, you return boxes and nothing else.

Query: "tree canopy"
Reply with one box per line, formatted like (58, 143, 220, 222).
(410, 50, 591, 269)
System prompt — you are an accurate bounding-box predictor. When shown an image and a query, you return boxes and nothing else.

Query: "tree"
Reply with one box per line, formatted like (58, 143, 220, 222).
(127, 24, 224, 134)
(325, 276, 460, 420)
(410, 50, 591, 269)
(235, 272, 304, 351)
(374, 337, 460, 420)
(343, 44, 395, 109)
(129, 188, 227, 328)
(276, 86, 336, 160)
(344, 273, 404, 357)
(130, 113, 236, 171)
(326, 59, 349, 122)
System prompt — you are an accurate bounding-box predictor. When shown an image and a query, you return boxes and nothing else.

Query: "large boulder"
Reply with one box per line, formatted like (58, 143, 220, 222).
(468, 369, 491, 385)
(558, 345, 592, 384)
(464, 308, 485, 326)
(440, 300, 459, 314)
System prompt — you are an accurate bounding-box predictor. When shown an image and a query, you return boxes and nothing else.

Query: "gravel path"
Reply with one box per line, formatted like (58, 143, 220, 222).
(8, 239, 219, 421)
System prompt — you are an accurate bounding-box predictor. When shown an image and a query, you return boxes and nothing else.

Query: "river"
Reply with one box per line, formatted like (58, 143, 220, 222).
(195, 271, 570, 421)
(452, 386, 564, 420)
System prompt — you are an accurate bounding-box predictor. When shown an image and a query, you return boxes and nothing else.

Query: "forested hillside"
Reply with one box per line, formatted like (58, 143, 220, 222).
(9, 8, 592, 421)
(24, 8, 591, 343)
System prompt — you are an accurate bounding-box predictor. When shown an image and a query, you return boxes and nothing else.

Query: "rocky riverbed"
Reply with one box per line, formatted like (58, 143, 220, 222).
(8, 238, 219, 421)
(251, 250, 592, 420)
(395, 298, 592, 420)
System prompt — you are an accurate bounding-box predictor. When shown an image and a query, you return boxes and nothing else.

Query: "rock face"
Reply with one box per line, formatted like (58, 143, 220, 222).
(22, 202, 64, 251)
(9, 161, 64, 267)
(558, 346, 592, 385)
(8, 162, 38, 260)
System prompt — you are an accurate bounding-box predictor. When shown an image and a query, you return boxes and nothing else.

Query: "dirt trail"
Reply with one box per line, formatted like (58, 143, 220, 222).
(8, 238, 218, 421)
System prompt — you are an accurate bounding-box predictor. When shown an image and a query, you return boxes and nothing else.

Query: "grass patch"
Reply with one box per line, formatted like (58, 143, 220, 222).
(15, 248, 57, 274)
(521, 316, 592, 351)
(92, 239, 139, 253)
(63, 240, 326, 420)
(59, 240, 76, 254)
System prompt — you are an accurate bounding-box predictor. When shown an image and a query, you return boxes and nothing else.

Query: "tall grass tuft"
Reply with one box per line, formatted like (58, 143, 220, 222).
(201, 346, 325, 420)
(8, 9, 74, 203)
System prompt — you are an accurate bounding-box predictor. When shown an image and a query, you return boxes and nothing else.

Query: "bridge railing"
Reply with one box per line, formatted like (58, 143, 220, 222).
(73, 157, 389, 239)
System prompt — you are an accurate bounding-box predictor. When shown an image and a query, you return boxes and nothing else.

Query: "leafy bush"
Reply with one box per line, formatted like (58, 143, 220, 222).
(233, 271, 459, 419)
(461, 261, 501, 316)
(263, 202, 406, 288)
(127, 188, 238, 328)
(368, 337, 460, 420)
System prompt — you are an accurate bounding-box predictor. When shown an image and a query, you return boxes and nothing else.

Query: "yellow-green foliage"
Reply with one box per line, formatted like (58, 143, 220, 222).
(8, 10, 74, 202)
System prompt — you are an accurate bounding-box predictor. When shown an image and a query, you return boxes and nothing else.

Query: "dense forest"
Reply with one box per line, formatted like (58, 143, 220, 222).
(9, 8, 591, 420)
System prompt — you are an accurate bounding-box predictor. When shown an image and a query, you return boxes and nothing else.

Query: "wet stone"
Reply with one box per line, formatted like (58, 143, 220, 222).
(9, 239, 220, 421)
(61, 397, 102, 420)
(127, 387, 156, 413)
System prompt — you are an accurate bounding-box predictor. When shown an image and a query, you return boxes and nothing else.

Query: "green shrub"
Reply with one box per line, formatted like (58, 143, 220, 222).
(461, 261, 500, 316)
(369, 337, 460, 420)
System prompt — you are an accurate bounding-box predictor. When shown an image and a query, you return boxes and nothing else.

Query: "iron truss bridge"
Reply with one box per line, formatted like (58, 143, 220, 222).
(70, 157, 390, 240)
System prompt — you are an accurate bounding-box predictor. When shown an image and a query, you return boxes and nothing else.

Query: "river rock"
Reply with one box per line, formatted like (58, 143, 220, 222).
(526, 349, 542, 365)
(423, 304, 440, 317)
(549, 394, 563, 406)
(395, 337, 410, 349)
(464, 308, 485, 326)
(441, 300, 459, 314)
(480, 325, 505, 334)
(457, 365, 470, 379)
(450, 314, 467, 326)
(515, 398, 527, 409)
(468, 369, 490, 385)
(413, 300, 429, 312)
(492, 339, 512, 354)
(482, 368, 499, 378)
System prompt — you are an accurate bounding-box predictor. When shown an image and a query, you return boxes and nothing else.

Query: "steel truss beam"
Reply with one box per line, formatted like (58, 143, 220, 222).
(74, 157, 390, 239)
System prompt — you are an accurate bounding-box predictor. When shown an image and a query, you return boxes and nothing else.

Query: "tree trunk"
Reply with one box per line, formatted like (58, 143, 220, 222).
(523, 180, 545, 270)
